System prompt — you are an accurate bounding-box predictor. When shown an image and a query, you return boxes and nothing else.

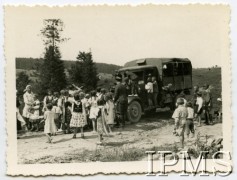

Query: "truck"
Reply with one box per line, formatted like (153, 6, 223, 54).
(117, 58, 192, 122)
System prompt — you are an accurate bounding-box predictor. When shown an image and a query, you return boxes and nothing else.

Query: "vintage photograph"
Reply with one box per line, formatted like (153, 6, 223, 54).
(5, 5, 231, 175)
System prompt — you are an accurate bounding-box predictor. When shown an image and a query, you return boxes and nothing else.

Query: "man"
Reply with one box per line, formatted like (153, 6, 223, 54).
(114, 73, 128, 128)
(202, 84, 212, 125)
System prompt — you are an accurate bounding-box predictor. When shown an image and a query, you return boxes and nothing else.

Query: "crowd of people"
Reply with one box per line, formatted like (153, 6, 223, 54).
(16, 73, 129, 144)
(172, 84, 222, 148)
(16, 72, 222, 148)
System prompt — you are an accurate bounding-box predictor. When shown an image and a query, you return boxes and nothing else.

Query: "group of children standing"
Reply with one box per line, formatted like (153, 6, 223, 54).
(21, 85, 116, 144)
(172, 84, 221, 149)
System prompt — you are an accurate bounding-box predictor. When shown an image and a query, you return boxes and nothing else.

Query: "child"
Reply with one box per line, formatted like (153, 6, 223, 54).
(43, 90, 54, 112)
(29, 94, 41, 132)
(88, 90, 99, 133)
(44, 103, 57, 143)
(82, 93, 91, 130)
(70, 93, 87, 139)
(186, 101, 195, 138)
(214, 98, 222, 123)
(64, 101, 72, 134)
(172, 98, 188, 148)
(195, 92, 204, 126)
(96, 99, 109, 144)
(104, 92, 115, 133)
(52, 92, 62, 130)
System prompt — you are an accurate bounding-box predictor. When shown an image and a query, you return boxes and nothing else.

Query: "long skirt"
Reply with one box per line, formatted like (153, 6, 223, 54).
(70, 112, 87, 128)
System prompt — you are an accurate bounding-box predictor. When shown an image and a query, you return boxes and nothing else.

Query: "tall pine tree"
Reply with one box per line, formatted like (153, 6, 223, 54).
(38, 19, 68, 94)
(69, 51, 98, 92)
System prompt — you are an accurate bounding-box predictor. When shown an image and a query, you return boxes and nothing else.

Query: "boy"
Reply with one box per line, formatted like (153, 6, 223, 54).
(186, 101, 195, 138)
(172, 98, 188, 149)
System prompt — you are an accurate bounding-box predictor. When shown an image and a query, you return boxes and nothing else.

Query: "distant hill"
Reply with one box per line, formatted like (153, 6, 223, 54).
(15, 57, 122, 74)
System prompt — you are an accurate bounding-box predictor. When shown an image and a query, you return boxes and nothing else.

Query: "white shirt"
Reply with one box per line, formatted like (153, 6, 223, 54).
(187, 107, 194, 119)
(196, 97, 203, 112)
(145, 82, 153, 93)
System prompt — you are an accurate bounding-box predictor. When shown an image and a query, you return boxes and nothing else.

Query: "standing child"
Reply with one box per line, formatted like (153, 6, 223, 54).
(43, 90, 53, 112)
(82, 93, 91, 130)
(186, 102, 195, 138)
(88, 90, 99, 133)
(172, 98, 188, 149)
(70, 93, 87, 139)
(104, 92, 115, 134)
(96, 99, 109, 144)
(64, 101, 72, 134)
(44, 103, 57, 143)
(52, 92, 61, 130)
(29, 94, 41, 132)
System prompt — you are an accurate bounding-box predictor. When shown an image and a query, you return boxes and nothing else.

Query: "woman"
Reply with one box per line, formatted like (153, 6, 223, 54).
(22, 85, 34, 130)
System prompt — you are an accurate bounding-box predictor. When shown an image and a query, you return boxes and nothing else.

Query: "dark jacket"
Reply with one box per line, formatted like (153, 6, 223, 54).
(114, 83, 128, 104)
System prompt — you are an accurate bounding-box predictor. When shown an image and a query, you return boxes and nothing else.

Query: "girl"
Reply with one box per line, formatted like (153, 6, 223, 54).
(88, 90, 99, 133)
(29, 94, 41, 132)
(52, 92, 62, 130)
(64, 101, 72, 134)
(70, 93, 87, 139)
(96, 99, 109, 144)
(43, 90, 53, 112)
(44, 103, 57, 143)
(82, 93, 91, 130)
(104, 92, 115, 133)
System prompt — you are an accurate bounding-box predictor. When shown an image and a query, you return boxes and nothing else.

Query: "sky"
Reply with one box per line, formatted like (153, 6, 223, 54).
(6, 5, 229, 68)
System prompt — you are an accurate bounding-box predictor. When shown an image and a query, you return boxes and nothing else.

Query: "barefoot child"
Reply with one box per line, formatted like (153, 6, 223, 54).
(29, 94, 41, 132)
(44, 103, 57, 143)
(96, 99, 109, 144)
(172, 98, 188, 148)
(186, 101, 195, 138)
(104, 92, 115, 134)
(88, 90, 99, 133)
(70, 93, 87, 139)
(64, 101, 72, 134)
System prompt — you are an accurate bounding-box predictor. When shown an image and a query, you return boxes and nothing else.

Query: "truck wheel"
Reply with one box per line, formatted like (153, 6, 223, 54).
(127, 101, 142, 123)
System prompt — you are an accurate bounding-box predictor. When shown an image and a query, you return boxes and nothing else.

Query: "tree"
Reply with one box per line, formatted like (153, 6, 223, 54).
(38, 19, 68, 94)
(16, 72, 31, 95)
(69, 51, 98, 92)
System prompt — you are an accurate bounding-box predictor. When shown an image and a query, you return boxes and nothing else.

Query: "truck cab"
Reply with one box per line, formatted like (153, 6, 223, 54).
(118, 58, 192, 122)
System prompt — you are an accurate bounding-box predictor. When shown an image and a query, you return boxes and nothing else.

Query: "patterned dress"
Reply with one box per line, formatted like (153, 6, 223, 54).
(70, 101, 87, 128)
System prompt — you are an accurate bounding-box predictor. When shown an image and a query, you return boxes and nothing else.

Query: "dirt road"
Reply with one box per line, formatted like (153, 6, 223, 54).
(17, 112, 222, 164)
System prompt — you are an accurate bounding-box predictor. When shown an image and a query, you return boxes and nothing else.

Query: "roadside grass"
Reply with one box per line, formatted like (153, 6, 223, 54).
(21, 143, 180, 164)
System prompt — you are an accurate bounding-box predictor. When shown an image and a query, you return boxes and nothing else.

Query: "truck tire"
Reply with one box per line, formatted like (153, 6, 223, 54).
(127, 101, 142, 123)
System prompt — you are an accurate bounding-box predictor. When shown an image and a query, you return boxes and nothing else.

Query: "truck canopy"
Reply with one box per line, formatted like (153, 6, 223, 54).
(121, 58, 192, 91)
(123, 58, 191, 77)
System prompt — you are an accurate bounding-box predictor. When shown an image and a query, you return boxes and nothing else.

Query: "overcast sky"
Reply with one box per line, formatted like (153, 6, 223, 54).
(7, 5, 229, 68)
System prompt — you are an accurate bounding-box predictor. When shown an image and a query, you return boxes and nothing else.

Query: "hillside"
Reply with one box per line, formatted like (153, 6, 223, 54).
(15, 58, 122, 74)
